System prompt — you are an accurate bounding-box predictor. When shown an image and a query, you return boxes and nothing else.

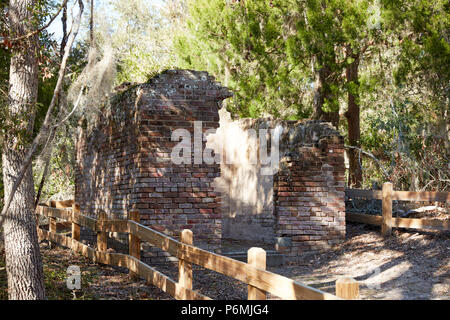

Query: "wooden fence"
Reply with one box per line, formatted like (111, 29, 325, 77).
(345, 183, 449, 236)
(36, 200, 361, 300)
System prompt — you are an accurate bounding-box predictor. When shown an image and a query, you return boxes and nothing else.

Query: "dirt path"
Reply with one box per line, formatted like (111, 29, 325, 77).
(1, 223, 448, 300)
(155, 223, 449, 300)
(271, 223, 449, 300)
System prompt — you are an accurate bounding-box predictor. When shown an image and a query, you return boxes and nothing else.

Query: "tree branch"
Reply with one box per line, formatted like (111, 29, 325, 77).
(344, 145, 390, 179)
(9, 0, 70, 43)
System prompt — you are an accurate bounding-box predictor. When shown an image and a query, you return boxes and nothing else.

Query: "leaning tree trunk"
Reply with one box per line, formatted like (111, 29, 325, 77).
(344, 47, 362, 188)
(2, 0, 46, 299)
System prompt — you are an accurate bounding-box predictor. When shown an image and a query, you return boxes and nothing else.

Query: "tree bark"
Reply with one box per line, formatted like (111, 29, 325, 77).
(2, 0, 46, 300)
(312, 64, 339, 128)
(60, 1, 68, 57)
(344, 47, 362, 188)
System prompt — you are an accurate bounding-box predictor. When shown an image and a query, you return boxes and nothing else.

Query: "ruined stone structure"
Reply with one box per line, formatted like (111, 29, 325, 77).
(75, 69, 345, 263)
(209, 110, 346, 261)
(75, 70, 231, 259)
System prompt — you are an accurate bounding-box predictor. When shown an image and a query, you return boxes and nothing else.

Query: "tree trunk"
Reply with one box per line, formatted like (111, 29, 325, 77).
(2, 0, 46, 300)
(344, 47, 362, 188)
(89, 0, 94, 45)
(312, 64, 339, 128)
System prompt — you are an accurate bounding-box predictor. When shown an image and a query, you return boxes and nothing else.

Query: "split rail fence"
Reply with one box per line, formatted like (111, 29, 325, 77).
(36, 200, 361, 300)
(345, 182, 449, 236)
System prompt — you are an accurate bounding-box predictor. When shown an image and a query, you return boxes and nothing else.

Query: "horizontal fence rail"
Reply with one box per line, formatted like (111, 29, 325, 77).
(345, 188, 450, 202)
(345, 183, 449, 235)
(35, 201, 361, 300)
(37, 228, 208, 300)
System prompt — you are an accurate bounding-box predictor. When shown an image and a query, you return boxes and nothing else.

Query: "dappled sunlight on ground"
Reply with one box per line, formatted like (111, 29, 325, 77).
(269, 223, 449, 300)
(1, 223, 447, 300)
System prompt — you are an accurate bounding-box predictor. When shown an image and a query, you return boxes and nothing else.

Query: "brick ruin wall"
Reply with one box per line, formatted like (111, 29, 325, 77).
(75, 70, 231, 261)
(273, 126, 346, 260)
(208, 109, 276, 244)
(75, 69, 345, 263)
(209, 110, 346, 261)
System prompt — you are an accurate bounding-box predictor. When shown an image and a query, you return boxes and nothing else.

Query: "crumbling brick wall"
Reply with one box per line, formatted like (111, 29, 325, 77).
(75, 70, 232, 260)
(273, 123, 346, 261)
(209, 113, 346, 261)
(209, 110, 276, 244)
(76, 69, 345, 263)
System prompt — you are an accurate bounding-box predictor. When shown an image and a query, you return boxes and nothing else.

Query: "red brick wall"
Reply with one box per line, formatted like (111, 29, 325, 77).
(274, 133, 346, 260)
(75, 70, 231, 253)
(75, 70, 346, 263)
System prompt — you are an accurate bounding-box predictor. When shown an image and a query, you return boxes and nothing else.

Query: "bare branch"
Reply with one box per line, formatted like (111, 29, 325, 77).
(344, 145, 390, 179)
(9, 0, 70, 43)
(52, 84, 84, 128)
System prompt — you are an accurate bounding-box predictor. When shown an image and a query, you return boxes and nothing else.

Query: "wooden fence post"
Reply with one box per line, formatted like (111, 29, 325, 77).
(72, 203, 81, 242)
(382, 182, 393, 236)
(46, 200, 56, 248)
(49, 215, 57, 249)
(97, 211, 108, 252)
(35, 204, 40, 229)
(35, 206, 41, 238)
(128, 210, 140, 279)
(247, 247, 267, 300)
(336, 277, 360, 299)
(179, 229, 193, 295)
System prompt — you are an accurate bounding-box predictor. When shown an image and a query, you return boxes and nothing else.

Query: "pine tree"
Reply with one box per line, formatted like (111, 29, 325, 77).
(175, 0, 387, 186)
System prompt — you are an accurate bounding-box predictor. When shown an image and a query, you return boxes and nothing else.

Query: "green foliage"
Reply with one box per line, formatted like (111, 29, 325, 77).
(175, 0, 301, 118)
(174, 0, 385, 119)
(174, 0, 448, 190)
(392, 0, 449, 106)
(1, 0, 448, 203)
(360, 98, 449, 190)
(94, 0, 185, 84)
(355, 0, 449, 190)
(33, 127, 76, 201)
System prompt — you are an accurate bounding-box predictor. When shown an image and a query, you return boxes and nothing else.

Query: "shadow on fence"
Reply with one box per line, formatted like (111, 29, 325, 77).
(36, 200, 360, 300)
(345, 183, 449, 236)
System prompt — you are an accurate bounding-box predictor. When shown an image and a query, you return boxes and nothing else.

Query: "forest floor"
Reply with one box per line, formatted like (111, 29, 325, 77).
(0, 223, 448, 300)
